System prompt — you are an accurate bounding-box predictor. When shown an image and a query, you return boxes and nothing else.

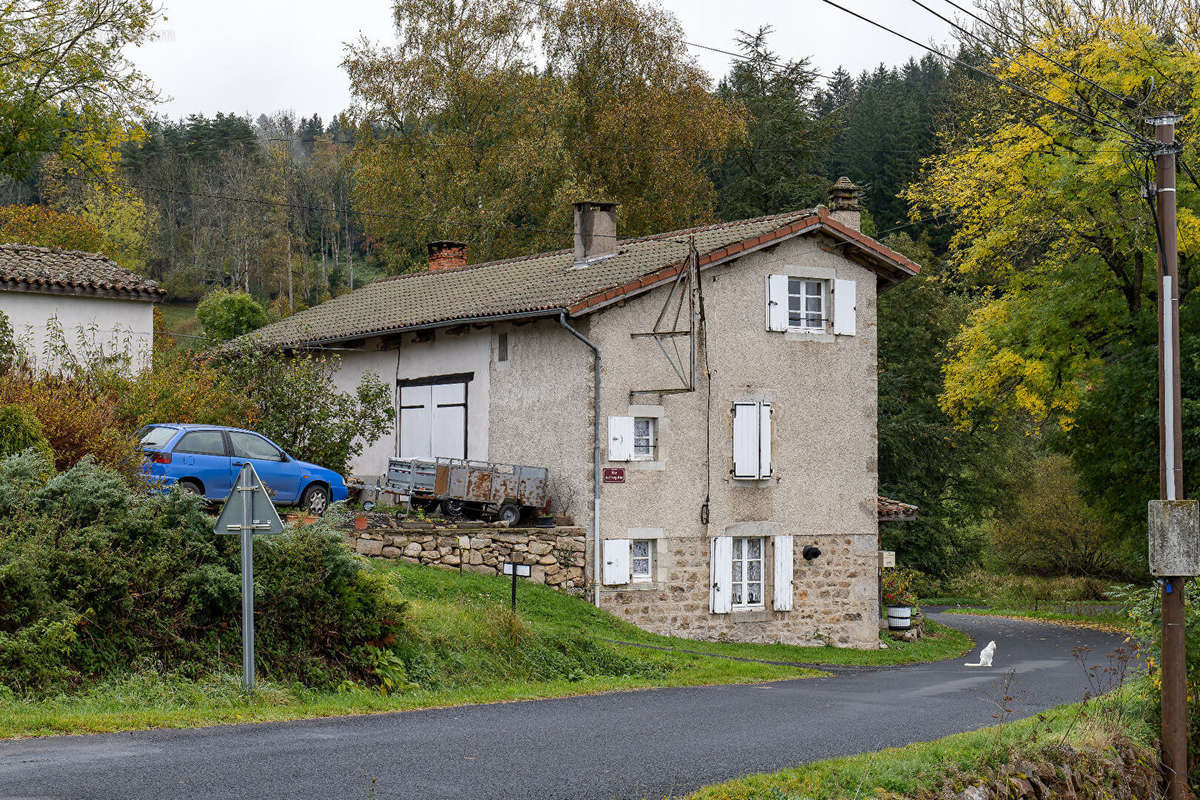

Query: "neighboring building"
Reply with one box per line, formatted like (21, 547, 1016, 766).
(0, 244, 163, 372)
(248, 179, 920, 648)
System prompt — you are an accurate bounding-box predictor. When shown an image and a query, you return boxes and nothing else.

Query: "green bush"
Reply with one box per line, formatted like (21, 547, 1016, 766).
(196, 290, 270, 342)
(0, 452, 404, 695)
(0, 404, 54, 464)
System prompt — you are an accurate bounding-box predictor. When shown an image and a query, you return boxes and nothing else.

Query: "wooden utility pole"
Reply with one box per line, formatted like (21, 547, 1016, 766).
(1150, 112, 1189, 800)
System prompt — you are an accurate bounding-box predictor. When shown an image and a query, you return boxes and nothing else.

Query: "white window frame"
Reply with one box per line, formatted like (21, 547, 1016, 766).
(631, 417, 657, 461)
(730, 536, 766, 610)
(630, 539, 654, 582)
(787, 276, 828, 332)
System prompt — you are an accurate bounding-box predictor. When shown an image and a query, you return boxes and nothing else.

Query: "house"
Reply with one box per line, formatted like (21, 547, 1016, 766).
(0, 244, 164, 372)
(248, 179, 920, 648)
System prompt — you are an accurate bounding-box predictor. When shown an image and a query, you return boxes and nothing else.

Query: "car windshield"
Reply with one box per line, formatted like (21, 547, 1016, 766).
(137, 426, 176, 450)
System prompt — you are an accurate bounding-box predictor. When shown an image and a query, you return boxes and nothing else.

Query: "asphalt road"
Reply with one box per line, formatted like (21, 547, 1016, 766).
(0, 613, 1128, 800)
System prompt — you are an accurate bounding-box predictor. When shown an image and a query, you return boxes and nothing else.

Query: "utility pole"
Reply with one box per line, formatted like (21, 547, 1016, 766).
(1149, 112, 1189, 800)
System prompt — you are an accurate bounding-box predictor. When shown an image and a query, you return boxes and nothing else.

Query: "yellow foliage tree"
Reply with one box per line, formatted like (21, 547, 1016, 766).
(906, 14, 1200, 430)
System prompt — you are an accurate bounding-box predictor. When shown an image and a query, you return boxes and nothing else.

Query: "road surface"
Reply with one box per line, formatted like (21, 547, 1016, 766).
(0, 612, 1127, 800)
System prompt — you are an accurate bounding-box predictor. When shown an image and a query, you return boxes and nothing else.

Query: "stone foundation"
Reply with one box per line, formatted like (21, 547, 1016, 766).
(600, 532, 880, 649)
(349, 526, 587, 595)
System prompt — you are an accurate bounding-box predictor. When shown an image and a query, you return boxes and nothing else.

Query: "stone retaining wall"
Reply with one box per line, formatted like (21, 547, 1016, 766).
(350, 526, 587, 595)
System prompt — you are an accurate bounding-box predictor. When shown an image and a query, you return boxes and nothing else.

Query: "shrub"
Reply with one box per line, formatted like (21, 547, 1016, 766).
(988, 454, 1125, 578)
(196, 290, 270, 342)
(1114, 582, 1200, 776)
(117, 350, 258, 429)
(0, 453, 405, 695)
(0, 404, 53, 463)
(0, 373, 137, 476)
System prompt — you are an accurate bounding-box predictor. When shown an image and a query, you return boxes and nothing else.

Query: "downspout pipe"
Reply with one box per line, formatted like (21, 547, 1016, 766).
(558, 311, 602, 607)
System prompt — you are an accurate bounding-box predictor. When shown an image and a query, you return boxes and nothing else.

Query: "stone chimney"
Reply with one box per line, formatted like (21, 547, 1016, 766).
(827, 177, 862, 232)
(573, 201, 618, 265)
(428, 240, 467, 271)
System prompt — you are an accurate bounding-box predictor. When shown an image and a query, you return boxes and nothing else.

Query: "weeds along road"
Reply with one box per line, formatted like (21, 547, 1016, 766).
(0, 613, 1128, 800)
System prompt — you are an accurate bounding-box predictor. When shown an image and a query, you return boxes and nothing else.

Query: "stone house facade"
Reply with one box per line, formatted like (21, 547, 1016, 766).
(0, 244, 163, 372)
(248, 180, 920, 648)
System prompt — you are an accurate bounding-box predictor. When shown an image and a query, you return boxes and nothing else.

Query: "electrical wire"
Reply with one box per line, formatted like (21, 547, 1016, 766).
(935, 0, 1138, 109)
(907, 0, 1146, 141)
(817, 0, 1151, 143)
(512, 0, 835, 81)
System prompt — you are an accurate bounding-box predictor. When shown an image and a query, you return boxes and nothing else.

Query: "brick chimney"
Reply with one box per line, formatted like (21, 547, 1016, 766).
(827, 177, 862, 232)
(573, 201, 617, 265)
(428, 240, 467, 271)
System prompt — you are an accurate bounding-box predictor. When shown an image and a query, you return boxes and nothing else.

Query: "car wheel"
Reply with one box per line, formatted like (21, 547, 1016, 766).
(441, 498, 465, 518)
(302, 484, 330, 516)
(178, 479, 203, 496)
(496, 502, 522, 526)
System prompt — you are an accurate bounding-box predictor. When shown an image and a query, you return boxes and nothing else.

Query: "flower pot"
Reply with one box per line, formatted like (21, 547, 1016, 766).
(886, 605, 912, 630)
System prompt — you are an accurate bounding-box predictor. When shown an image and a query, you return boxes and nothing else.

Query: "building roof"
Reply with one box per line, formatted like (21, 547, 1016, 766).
(0, 244, 164, 301)
(878, 496, 918, 522)
(248, 207, 920, 348)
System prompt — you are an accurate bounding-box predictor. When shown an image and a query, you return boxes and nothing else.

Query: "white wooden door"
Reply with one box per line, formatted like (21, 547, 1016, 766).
(399, 381, 467, 459)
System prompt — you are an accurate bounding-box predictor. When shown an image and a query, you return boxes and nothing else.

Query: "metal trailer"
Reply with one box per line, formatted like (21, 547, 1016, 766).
(383, 457, 549, 525)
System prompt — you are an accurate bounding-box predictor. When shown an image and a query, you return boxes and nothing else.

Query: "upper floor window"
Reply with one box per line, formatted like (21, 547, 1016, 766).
(632, 417, 657, 461)
(766, 273, 856, 336)
(788, 277, 826, 331)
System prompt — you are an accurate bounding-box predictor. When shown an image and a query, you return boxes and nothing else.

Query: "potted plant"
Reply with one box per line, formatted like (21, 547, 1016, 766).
(881, 568, 917, 630)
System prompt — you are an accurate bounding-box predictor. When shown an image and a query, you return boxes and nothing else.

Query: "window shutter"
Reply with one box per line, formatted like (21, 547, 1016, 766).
(710, 536, 733, 613)
(732, 403, 760, 479)
(773, 535, 794, 611)
(833, 279, 857, 336)
(758, 402, 772, 478)
(602, 539, 631, 585)
(607, 416, 634, 461)
(765, 275, 788, 331)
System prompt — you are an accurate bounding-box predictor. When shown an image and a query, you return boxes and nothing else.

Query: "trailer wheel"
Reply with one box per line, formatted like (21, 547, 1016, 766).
(440, 498, 465, 518)
(497, 502, 522, 526)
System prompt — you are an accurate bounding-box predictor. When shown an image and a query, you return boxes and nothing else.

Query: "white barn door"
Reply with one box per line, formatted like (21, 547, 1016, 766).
(398, 379, 468, 459)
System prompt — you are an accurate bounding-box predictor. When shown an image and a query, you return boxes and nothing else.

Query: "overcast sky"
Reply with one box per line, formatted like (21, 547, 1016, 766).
(131, 0, 953, 122)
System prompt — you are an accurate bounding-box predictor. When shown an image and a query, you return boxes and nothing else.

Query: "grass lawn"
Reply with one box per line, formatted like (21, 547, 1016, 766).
(158, 302, 204, 348)
(940, 606, 1132, 633)
(0, 561, 971, 739)
(680, 681, 1156, 799)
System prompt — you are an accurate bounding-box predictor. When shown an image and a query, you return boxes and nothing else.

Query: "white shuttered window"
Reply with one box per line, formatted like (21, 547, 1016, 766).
(732, 401, 772, 480)
(765, 274, 856, 337)
(731, 537, 764, 608)
(607, 416, 634, 461)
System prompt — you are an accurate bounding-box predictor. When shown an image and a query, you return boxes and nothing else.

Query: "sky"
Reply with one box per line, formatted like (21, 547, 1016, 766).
(131, 0, 953, 122)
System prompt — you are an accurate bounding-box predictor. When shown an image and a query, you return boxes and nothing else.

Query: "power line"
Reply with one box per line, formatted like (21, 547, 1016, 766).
(512, 0, 835, 82)
(817, 0, 1150, 144)
(935, 0, 1137, 109)
(907, 0, 1144, 140)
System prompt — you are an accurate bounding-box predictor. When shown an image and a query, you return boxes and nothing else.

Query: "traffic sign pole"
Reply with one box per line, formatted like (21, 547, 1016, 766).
(214, 462, 284, 694)
(240, 467, 255, 692)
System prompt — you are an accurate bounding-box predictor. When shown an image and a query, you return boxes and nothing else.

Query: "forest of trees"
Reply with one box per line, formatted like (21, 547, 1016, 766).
(3, 0, 1198, 582)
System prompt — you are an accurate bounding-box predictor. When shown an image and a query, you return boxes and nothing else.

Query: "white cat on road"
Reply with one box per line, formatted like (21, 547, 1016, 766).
(965, 640, 996, 667)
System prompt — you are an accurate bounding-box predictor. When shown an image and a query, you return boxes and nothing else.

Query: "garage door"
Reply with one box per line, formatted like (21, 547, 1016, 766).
(398, 379, 468, 459)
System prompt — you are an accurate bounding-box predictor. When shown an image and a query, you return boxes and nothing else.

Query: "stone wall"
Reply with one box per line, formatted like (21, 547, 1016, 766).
(349, 526, 587, 595)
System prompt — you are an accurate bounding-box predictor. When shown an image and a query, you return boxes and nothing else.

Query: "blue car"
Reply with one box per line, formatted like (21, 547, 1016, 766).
(137, 424, 348, 515)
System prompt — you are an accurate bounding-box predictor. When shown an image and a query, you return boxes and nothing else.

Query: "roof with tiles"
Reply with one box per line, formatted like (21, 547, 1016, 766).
(878, 496, 919, 522)
(247, 207, 920, 347)
(0, 244, 164, 301)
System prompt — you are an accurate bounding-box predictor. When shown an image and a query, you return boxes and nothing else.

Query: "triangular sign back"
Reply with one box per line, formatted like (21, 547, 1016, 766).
(214, 462, 285, 535)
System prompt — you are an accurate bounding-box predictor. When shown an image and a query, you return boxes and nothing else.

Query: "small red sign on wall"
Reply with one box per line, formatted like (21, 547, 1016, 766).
(602, 467, 626, 483)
